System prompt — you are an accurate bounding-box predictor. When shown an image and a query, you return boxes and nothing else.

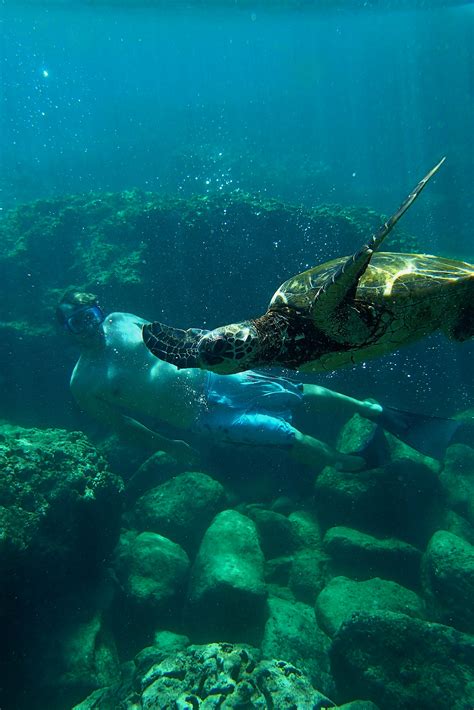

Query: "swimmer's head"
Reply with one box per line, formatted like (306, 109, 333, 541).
(56, 290, 105, 339)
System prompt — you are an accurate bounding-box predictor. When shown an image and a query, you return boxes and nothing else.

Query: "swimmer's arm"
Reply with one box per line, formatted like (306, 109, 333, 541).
(75, 393, 198, 465)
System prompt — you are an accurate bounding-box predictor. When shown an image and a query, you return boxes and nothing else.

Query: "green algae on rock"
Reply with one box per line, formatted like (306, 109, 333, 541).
(262, 595, 335, 698)
(323, 526, 422, 589)
(129, 471, 227, 555)
(186, 509, 267, 644)
(316, 576, 426, 637)
(422, 530, 474, 634)
(112, 530, 190, 617)
(330, 610, 474, 709)
(0, 423, 123, 577)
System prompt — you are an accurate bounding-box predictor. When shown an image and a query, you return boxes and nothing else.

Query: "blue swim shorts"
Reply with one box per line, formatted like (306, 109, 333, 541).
(193, 371, 304, 448)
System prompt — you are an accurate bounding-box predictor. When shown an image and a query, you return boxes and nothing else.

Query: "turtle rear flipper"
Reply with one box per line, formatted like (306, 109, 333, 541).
(142, 322, 207, 369)
(313, 157, 446, 342)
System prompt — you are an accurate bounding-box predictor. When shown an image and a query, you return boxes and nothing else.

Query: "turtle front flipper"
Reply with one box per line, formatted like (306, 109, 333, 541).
(313, 157, 446, 342)
(142, 321, 208, 369)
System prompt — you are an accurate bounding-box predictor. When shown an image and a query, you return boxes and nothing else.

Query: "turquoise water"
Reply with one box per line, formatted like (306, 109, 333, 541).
(1, 2, 473, 709)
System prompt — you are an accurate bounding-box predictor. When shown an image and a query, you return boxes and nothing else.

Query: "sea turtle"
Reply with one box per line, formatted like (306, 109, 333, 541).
(142, 157, 474, 374)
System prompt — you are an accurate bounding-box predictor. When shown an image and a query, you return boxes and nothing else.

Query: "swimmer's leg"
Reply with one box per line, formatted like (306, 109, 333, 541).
(291, 428, 365, 472)
(301, 384, 382, 420)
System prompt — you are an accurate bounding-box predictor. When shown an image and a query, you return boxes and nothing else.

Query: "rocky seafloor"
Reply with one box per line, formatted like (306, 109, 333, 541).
(1, 414, 474, 710)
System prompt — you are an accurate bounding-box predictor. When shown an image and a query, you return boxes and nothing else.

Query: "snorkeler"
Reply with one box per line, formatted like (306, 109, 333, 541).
(57, 291, 457, 472)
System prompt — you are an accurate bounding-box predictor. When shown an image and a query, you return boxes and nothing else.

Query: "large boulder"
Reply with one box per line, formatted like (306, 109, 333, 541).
(34, 610, 120, 710)
(440, 444, 474, 525)
(287, 510, 328, 603)
(129, 471, 227, 555)
(242, 505, 298, 558)
(422, 530, 474, 634)
(330, 610, 474, 709)
(186, 509, 267, 643)
(289, 548, 329, 604)
(316, 576, 425, 637)
(323, 526, 422, 589)
(314, 457, 443, 546)
(261, 595, 334, 698)
(113, 530, 190, 616)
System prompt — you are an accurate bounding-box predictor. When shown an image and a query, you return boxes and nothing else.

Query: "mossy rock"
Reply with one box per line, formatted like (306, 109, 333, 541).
(330, 610, 474, 709)
(316, 576, 425, 637)
(323, 526, 422, 589)
(130, 471, 227, 555)
(422, 530, 474, 634)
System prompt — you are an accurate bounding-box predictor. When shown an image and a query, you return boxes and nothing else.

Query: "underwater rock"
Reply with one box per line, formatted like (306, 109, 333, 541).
(0, 424, 123, 581)
(314, 457, 443, 546)
(264, 555, 294, 586)
(384, 432, 441, 474)
(289, 548, 329, 604)
(323, 526, 422, 589)
(439, 509, 474, 545)
(186, 509, 267, 644)
(288, 508, 324, 547)
(123, 450, 182, 505)
(285, 509, 328, 604)
(97, 433, 147, 480)
(133, 634, 189, 678)
(440, 444, 474, 526)
(153, 629, 190, 654)
(422, 530, 474, 634)
(36, 610, 120, 708)
(330, 610, 474, 709)
(262, 595, 334, 698)
(129, 471, 227, 555)
(113, 530, 190, 617)
(242, 504, 298, 558)
(73, 641, 336, 709)
(337, 415, 389, 467)
(315, 576, 425, 638)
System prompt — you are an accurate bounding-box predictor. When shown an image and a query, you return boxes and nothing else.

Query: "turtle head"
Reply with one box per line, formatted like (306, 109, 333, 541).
(197, 321, 260, 374)
(143, 319, 260, 373)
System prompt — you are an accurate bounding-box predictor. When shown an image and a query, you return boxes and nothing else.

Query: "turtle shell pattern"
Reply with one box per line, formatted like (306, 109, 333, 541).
(268, 251, 474, 372)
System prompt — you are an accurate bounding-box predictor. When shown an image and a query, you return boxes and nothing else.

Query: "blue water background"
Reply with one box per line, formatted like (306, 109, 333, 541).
(1, 1, 473, 420)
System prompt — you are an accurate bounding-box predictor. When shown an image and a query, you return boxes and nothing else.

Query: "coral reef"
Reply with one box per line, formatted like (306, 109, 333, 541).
(72, 642, 336, 709)
(0, 423, 123, 578)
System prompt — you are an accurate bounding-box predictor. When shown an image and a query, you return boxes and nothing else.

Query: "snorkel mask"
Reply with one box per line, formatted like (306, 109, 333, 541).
(64, 304, 105, 335)
(57, 290, 105, 340)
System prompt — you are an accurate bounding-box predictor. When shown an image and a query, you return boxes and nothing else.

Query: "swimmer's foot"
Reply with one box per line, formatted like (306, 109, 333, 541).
(359, 398, 383, 420)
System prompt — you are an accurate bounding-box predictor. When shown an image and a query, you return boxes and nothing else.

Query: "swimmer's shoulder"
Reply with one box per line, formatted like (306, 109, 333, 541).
(103, 312, 149, 345)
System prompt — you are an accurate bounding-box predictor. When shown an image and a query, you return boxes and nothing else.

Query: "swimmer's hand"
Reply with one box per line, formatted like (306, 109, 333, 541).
(168, 439, 201, 468)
